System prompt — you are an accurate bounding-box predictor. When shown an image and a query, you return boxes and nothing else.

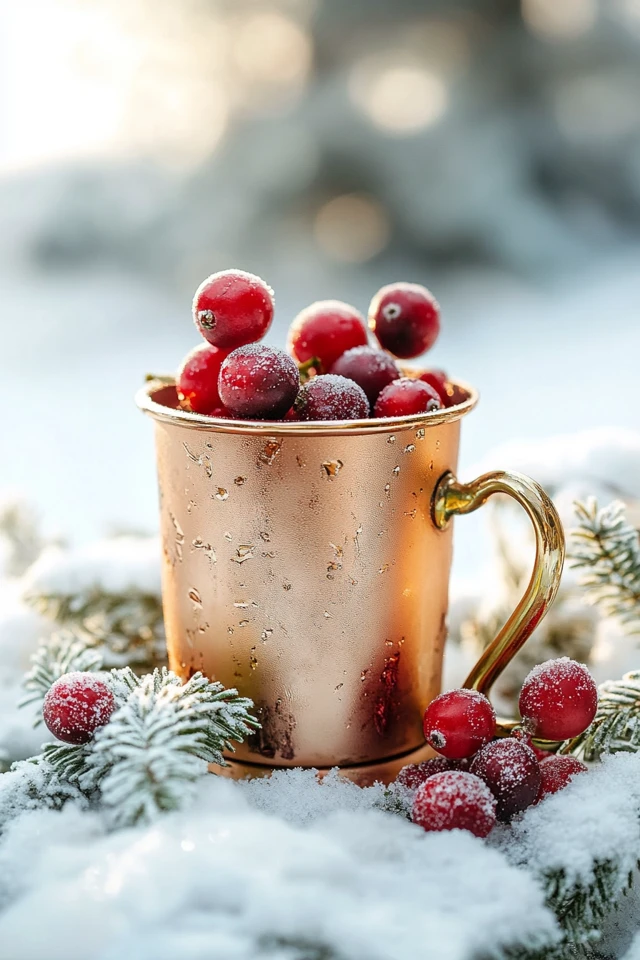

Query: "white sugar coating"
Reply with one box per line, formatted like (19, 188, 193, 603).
(192, 269, 275, 309)
(334, 346, 399, 373)
(296, 374, 369, 421)
(0, 770, 557, 960)
(471, 740, 538, 795)
(413, 771, 497, 833)
(22, 537, 161, 601)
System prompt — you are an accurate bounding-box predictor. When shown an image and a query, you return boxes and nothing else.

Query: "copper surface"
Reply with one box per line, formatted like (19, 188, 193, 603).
(137, 378, 564, 775)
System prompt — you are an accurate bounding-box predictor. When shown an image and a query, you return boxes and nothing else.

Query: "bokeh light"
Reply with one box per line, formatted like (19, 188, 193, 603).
(521, 0, 597, 40)
(232, 11, 313, 109)
(313, 194, 390, 263)
(350, 56, 449, 136)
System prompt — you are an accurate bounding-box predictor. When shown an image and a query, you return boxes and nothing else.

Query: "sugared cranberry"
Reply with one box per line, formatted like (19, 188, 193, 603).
(218, 344, 299, 419)
(442, 382, 469, 407)
(288, 300, 368, 373)
(537, 755, 588, 802)
(330, 346, 400, 410)
(396, 757, 467, 790)
(294, 374, 369, 422)
(422, 689, 496, 760)
(369, 282, 440, 359)
(43, 672, 115, 745)
(193, 269, 274, 350)
(519, 658, 598, 742)
(411, 771, 497, 837)
(419, 370, 449, 407)
(373, 378, 441, 419)
(470, 738, 541, 822)
(176, 343, 230, 414)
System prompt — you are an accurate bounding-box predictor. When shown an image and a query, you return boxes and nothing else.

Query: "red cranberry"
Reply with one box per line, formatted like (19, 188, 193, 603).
(443, 382, 470, 407)
(369, 282, 440, 359)
(176, 343, 230, 414)
(396, 757, 467, 790)
(43, 672, 115, 745)
(193, 269, 274, 350)
(537, 755, 588, 801)
(419, 370, 450, 407)
(519, 658, 598, 741)
(294, 374, 369, 421)
(218, 344, 300, 419)
(411, 771, 497, 838)
(330, 346, 400, 409)
(373, 378, 441, 419)
(470, 739, 541, 822)
(206, 405, 233, 419)
(422, 689, 496, 760)
(288, 300, 368, 372)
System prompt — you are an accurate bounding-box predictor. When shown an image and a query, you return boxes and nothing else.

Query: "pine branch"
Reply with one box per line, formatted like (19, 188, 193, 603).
(20, 630, 103, 721)
(565, 671, 640, 762)
(543, 860, 635, 950)
(570, 498, 640, 633)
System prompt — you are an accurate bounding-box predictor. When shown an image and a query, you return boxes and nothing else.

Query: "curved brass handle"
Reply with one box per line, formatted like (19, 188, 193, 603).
(433, 470, 565, 696)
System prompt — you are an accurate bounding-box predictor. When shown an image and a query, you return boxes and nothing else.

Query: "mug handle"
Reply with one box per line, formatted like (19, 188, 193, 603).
(432, 470, 565, 698)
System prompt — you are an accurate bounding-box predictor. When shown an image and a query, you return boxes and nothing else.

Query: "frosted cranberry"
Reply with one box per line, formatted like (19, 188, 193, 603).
(294, 374, 369, 422)
(369, 282, 440, 359)
(330, 346, 400, 409)
(443, 382, 470, 407)
(537, 756, 588, 801)
(411, 771, 497, 837)
(373, 378, 441, 418)
(422, 689, 496, 760)
(43, 672, 115, 745)
(419, 370, 450, 407)
(206, 405, 233, 419)
(288, 300, 368, 373)
(193, 269, 274, 350)
(396, 757, 467, 790)
(470, 739, 541, 822)
(218, 344, 300, 419)
(176, 343, 230, 414)
(519, 658, 598, 741)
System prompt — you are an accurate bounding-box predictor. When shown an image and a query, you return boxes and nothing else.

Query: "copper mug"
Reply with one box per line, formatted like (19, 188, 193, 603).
(137, 378, 564, 784)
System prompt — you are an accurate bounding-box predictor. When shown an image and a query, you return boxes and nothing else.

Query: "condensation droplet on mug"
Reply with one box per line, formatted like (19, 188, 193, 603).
(261, 628, 273, 641)
(186, 500, 196, 515)
(234, 476, 247, 487)
(169, 512, 185, 562)
(227, 626, 234, 635)
(323, 610, 331, 619)
(262, 550, 276, 559)
(232, 544, 255, 564)
(384, 483, 390, 495)
(259, 438, 282, 466)
(435, 439, 441, 450)
(249, 648, 258, 670)
(349, 577, 358, 586)
(215, 487, 228, 501)
(234, 601, 249, 609)
(404, 509, 417, 519)
(385, 639, 393, 647)
(415, 428, 425, 440)
(296, 455, 305, 468)
(387, 435, 396, 444)
(334, 683, 344, 692)
(283, 581, 292, 591)
(378, 563, 390, 574)
(192, 538, 216, 563)
(183, 442, 202, 464)
(188, 587, 202, 607)
(239, 619, 250, 628)
(360, 669, 369, 682)
(403, 444, 416, 454)
(322, 459, 344, 479)
(259, 531, 271, 542)
(393, 466, 400, 476)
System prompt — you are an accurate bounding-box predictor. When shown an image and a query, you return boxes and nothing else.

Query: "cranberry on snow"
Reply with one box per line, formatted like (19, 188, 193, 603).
(43, 672, 115, 745)
(411, 770, 497, 838)
(519, 658, 598, 741)
(537, 755, 588, 802)
(396, 757, 467, 790)
(422, 688, 496, 760)
(193, 269, 274, 350)
(470, 738, 541, 822)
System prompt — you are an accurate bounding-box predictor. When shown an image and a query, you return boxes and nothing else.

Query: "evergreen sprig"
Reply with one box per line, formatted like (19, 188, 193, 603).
(32, 666, 260, 828)
(565, 671, 640, 762)
(570, 498, 640, 632)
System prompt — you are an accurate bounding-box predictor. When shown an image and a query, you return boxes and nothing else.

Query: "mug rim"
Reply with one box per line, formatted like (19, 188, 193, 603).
(136, 375, 479, 436)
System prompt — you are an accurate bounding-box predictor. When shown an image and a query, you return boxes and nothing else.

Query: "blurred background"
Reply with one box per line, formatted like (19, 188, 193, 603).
(1, 0, 640, 547)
